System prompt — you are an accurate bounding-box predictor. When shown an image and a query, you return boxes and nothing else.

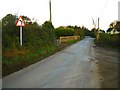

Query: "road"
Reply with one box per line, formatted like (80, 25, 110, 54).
(2, 36, 100, 88)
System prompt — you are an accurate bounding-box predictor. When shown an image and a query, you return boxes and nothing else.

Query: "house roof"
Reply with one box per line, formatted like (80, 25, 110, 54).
(107, 28, 113, 32)
(115, 28, 120, 32)
(107, 28, 120, 32)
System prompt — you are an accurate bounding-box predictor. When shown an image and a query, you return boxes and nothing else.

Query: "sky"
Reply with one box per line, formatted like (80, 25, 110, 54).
(0, 0, 119, 30)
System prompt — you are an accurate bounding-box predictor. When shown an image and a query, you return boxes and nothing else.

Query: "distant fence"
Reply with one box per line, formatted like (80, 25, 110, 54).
(60, 36, 80, 43)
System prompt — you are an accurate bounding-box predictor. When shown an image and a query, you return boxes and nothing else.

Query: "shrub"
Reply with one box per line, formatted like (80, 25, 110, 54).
(95, 33, 120, 49)
(55, 27, 74, 38)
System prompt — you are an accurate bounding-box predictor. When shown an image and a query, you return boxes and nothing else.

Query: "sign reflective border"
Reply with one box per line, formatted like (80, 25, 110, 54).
(16, 16, 25, 26)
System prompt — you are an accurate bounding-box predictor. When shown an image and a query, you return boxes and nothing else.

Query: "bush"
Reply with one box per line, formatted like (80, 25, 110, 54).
(55, 27, 74, 38)
(2, 14, 56, 51)
(79, 28, 85, 39)
(2, 14, 58, 76)
(95, 33, 120, 49)
(42, 21, 55, 44)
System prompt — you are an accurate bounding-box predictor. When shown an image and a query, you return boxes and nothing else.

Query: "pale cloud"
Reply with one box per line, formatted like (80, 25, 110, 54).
(0, 0, 119, 30)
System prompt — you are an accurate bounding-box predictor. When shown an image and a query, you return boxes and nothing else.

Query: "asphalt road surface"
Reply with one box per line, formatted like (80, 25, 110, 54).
(2, 36, 100, 88)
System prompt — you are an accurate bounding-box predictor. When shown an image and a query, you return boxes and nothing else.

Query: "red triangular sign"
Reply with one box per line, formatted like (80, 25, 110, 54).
(16, 16, 25, 26)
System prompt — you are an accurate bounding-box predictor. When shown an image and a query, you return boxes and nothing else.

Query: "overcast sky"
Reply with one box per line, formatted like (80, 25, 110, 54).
(0, 0, 119, 30)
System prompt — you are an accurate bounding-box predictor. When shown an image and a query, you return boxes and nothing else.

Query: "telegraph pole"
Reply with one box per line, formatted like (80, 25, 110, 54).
(49, 0, 52, 22)
(96, 17, 100, 40)
(118, 1, 120, 20)
(98, 17, 99, 29)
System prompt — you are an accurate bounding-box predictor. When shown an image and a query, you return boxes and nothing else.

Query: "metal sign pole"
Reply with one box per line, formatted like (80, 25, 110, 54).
(20, 26, 22, 46)
(16, 16, 25, 46)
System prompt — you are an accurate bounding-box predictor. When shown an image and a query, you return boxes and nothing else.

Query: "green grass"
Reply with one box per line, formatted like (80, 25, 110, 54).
(2, 39, 82, 77)
(64, 39, 80, 44)
(2, 45, 58, 77)
(95, 33, 120, 50)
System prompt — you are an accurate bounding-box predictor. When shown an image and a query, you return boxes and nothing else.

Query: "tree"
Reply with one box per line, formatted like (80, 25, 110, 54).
(42, 21, 55, 44)
(79, 26, 85, 39)
(109, 21, 120, 29)
(2, 14, 17, 35)
(55, 27, 74, 38)
(90, 28, 97, 38)
(114, 21, 120, 29)
(109, 22, 114, 28)
(2, 14, 19, 49)
(73, 26, 81, 36)
(22, 15, 32, 25)
(0, 20, 2, 29)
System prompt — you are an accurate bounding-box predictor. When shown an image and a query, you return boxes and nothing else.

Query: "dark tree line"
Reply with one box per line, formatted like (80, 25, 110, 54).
(2, 14, 98, 52)
(2, 14, 55, 51)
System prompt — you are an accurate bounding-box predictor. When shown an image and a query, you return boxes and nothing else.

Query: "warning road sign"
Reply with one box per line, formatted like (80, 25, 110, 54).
(16, 16, 25, 26)
(16, 15, 25, 46)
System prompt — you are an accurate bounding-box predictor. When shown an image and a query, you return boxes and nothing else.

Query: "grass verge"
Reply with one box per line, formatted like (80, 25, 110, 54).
(2, 45, 58, 77)
(2, 39, 81, 77)
(63, 39, 80, 44)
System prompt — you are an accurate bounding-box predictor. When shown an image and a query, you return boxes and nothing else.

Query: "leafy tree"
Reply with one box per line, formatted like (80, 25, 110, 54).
(22, 15, 32, 25)
(73, 26, 81, 36)
(114, 21, 120, 29)
(42, 21, 55, 44)
(90, 28, 97, 38)
(79, 26, 85, 39)
(0, 20, 2, 29)
(23, 24, 42, 48)
(109, 22, 114, 28)
(67, 25, 74, 29)
(2, 13, 57, 51)
(55, 27, 74, 38)
(0, 20, 2, 36)
(2, 14, 17, 35)
(2, 14, 19, 49)
(109, 21, 120, 29)
(99, 29, 105, 33)
(95, 33, 119, 49)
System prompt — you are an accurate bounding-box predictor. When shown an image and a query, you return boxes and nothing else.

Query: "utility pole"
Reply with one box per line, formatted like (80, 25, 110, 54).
(118, 1, 120, 20)
(49, 0, 52, 22)
(98, 17, 99, 29)
(96, 17, 100, 40)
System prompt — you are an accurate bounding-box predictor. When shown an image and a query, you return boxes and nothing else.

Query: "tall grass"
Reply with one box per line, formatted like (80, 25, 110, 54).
(95, 33, 120, 50)
(2, 45, 58, 77)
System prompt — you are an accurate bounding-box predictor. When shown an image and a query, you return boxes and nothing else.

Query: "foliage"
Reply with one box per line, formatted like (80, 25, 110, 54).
(2, 14, 58, 76)
(0, 20, 2, 29)
(2, 14, 88, 76)
(23, 24, 44, 48)
(64, 39, 80, 44)
(0, 20, 2, 35)
(2, 14, 19, 50)
(90, 28, 97, 38)
(2, 45, 58, 76)
(99, 30, 105, 33)
(95, 33, 120, 49)
(78, 26, 85, 39)
(55, 27, 74, 38)
(2, 14, 56, 51)
(55, 25, 87, 40)
(42, 21, 55, 44)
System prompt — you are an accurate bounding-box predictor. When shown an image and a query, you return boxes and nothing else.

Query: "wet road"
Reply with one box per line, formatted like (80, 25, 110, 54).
(2, 36, 100, 88)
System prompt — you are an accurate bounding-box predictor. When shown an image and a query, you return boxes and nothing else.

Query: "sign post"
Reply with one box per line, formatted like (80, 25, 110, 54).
(16, 16, 25, 46)
(20, 26, 22, 46)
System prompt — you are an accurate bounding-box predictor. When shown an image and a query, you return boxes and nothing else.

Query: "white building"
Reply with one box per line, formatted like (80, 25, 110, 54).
(107, 21, 120, 34)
